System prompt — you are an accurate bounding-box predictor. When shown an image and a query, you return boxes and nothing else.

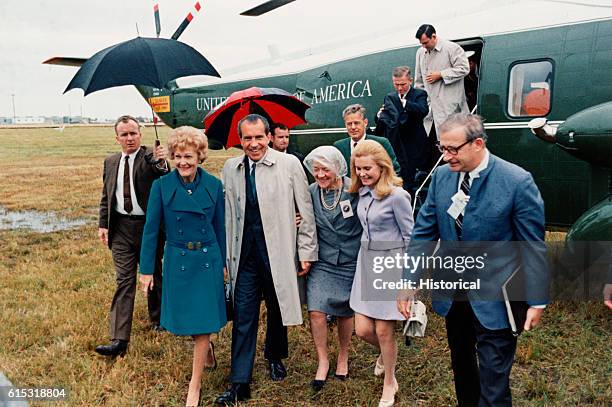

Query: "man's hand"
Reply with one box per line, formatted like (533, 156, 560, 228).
(603, 283, 612, 309)
(298, 261, 311, 277)
(224, 267, 229, 283)
(295, 213, 303, 228)
(426, 71, 442, 84)
(523, 307, 544, 331)
(154, 144, 167, 161)
(396, 290, 415, 319)
(139, 274, 154, 295)
(98, 228, 109, 245)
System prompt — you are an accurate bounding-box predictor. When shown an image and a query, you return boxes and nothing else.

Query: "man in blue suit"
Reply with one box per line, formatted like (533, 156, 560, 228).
(398, 114, 548, 406)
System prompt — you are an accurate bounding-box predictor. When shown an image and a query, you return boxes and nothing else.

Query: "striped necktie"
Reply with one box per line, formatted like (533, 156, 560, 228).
(455, 173, 471, 240)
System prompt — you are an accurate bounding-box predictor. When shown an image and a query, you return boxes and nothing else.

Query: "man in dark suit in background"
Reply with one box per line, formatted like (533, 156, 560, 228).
(333, 104, 401, 176)
(269, 122, 305, 162)
(375, 66, 429, 192)
(95, 115, 168, 357)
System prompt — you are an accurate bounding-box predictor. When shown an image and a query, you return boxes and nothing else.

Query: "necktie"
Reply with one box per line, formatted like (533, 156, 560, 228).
(250, 162, 257, 201)
(353, 141, 358, 149)
(455, 172, 470, 240)
(123, 155, 133, 213)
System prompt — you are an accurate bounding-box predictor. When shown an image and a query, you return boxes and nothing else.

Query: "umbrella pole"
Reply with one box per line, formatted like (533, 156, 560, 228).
(151, 106, 160, 147)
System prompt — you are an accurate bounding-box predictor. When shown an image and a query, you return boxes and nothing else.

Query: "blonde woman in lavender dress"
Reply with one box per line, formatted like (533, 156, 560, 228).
(348, 140, 414, 407)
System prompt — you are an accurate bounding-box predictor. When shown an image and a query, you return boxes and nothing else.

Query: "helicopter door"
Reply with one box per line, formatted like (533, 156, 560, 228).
(457, 38, 484, 113)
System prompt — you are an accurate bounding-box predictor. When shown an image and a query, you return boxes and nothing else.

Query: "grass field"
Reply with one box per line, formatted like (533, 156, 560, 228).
(0, 127, 610, 406)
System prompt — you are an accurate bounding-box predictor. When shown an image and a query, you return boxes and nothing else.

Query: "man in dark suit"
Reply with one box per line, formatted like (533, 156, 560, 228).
(269, 122, 305, 162)
(375, 66, 429, 192)
(398, 114, 548, 406)
(215, 114, 318, 405)
(333, 103, 401, 175)
(95, 115, 169, 357)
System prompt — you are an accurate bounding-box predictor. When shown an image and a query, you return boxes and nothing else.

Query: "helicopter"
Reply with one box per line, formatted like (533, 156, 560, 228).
(44, 0, 612, 241)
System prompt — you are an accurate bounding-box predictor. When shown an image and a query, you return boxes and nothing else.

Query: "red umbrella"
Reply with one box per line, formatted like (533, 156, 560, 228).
(204, 87, 310, 148)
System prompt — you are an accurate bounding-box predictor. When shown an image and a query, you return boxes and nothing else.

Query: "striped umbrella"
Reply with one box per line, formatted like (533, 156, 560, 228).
(204, 87, 310, 148)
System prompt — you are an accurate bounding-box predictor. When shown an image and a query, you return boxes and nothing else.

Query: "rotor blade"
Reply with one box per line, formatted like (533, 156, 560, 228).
(240, 0, 296, 16)
(540, 0, 612, 8)
(154, 3, 161, 37)
(42, 57, 87, 67)
(171, 1, 202, 40)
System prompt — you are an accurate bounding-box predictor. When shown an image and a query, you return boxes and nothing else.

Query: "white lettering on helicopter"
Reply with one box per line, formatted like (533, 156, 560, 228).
(196, 79, 372, 112)
(196, 96, 229, 111)
(309, 79, 372, 105)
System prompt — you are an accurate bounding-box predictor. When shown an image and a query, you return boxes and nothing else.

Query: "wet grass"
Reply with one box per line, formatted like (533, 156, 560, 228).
(0, 127, 237, 219)
(0, 127, 610, 406)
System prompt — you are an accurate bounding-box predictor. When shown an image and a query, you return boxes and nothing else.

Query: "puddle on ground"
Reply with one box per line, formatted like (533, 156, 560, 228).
(0, 206, 88, 233)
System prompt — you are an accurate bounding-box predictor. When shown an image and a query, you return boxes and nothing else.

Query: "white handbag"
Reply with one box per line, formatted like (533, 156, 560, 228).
(403, 300, 428, 337)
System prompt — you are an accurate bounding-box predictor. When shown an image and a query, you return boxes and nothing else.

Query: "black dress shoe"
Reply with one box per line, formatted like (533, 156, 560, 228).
(95, 339, 128, 357)
(268, 359, 287, 381)
(214, 383, 251, 405)
(334, 373, 349, 381)
(311, 379, 326, 392)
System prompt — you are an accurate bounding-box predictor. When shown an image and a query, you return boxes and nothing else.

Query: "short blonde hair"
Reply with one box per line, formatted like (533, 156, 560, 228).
(167, 126, 208, 163)
(348, 140, 402, 198)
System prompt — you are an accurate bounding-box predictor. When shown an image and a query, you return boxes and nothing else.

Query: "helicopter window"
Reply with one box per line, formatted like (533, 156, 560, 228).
(507, 60, 553, 117)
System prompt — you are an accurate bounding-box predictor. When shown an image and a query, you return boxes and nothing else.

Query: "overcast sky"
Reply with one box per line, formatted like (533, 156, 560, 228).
(0, 0, 499, 119)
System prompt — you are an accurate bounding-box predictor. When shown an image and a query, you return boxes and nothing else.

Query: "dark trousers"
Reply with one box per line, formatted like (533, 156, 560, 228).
(428, 124, 442, 170)
(109, 216, 163, 341)
(230, 243, 288, 384)
(445, 300, 517, 407)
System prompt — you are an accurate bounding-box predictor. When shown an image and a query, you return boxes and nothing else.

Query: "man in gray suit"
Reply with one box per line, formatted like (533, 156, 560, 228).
(414, 24, 470, 169)
(398, 114, 548, 406)
(95, 115, 168, 357)
(414, 24, 469, 138)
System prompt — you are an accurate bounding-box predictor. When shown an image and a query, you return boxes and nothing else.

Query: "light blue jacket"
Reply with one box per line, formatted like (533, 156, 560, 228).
(409, 153, 548, 329)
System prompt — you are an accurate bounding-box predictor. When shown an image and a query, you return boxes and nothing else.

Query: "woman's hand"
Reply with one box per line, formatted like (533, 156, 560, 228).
(139, 274, 154, 295)
(396, 289, 416, 319)
(223, 267, 229, 282)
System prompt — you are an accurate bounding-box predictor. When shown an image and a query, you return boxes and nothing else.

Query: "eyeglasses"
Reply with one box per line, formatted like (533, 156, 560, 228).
(437, 139, 472, 155)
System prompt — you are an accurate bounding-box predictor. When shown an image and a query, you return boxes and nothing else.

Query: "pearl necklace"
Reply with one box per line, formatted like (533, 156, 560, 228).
(320, 186, 342, 211)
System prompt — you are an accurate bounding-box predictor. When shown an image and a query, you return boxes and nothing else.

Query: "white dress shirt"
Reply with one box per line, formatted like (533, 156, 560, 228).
(399, 91, 407, 108)
(457, 149, 490, 194)
(350, 134, 366, 156)
(115, 148, 145, 215)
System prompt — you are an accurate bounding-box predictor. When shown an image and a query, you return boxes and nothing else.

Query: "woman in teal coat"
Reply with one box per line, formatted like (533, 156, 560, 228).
(139, 126, 226, 407)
